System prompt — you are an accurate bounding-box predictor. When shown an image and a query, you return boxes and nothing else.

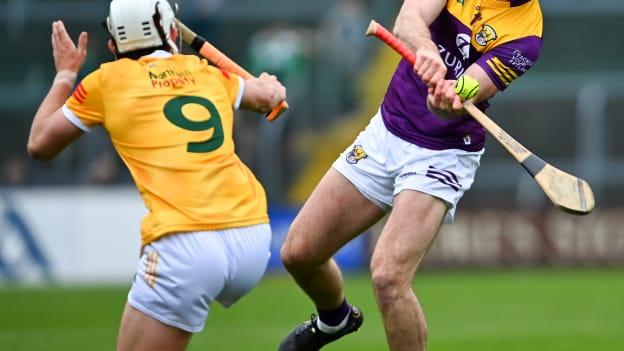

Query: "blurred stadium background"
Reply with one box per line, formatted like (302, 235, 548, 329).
(0, 0, 623, 350)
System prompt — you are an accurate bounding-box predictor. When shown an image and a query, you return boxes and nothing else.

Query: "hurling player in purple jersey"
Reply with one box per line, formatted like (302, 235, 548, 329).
(278, 1, 543, 350)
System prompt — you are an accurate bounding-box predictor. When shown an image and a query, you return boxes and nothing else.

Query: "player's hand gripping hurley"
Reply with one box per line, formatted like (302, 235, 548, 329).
(177, 20, 288, 121)
(365, 20, 595, 215)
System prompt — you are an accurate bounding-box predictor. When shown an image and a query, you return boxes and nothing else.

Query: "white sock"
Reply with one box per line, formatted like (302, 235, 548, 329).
(316, 313, 350, 334)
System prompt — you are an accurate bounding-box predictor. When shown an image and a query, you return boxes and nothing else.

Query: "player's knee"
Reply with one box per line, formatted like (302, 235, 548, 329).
(370, 267, 402, 294)
(370, 263, 411, 307)
(280, 237, 309, 272)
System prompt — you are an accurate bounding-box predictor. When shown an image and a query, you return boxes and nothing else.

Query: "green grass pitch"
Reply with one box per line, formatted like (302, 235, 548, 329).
(1, 269, 622, 351)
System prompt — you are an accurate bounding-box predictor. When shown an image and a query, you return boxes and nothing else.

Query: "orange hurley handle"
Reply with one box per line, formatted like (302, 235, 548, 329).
(177, 20, 288, 121)
(365, 20, 417, 66)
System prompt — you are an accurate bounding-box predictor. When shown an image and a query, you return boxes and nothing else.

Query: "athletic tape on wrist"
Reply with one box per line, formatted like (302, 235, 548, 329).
(53, 70, 78, 88)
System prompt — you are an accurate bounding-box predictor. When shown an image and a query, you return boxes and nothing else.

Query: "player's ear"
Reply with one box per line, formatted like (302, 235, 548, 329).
(170, 26, 178, 43)
(107, 39, 118, 58)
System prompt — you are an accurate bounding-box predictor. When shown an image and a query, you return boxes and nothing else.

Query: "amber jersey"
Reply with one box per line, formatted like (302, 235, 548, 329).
(63, 51, 268, 245)
(382, 0, 543, 151)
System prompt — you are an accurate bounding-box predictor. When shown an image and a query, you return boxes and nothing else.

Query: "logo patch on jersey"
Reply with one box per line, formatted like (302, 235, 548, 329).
(463, 135, 472, 145)
(456, 0, 464, 5)
(509, 50, 534, 73)
(486, 57, 519, 86)
(149, 69, 196, 89)
(346, 145, 367, 164)
(475, 24, 497, 46)
(426, 166, 461, 192)
(438, 44, 466, 77)
(72, 83, 87, 104)
(456, 33, 471, 60)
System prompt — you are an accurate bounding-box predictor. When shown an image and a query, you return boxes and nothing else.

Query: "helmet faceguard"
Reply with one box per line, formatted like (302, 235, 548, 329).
(107, 0, 178, 55)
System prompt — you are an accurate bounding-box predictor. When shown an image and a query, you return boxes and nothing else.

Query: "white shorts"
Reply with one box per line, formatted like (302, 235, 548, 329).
(333, 112, 483, 222)
(128, 224, 271, 333)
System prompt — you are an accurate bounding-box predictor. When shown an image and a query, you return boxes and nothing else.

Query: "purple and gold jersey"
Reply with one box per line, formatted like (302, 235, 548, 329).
(381, 0, 543, 151)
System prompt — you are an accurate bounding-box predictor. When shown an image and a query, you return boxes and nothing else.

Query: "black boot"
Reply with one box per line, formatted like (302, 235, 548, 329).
(277, 305, 364, 351)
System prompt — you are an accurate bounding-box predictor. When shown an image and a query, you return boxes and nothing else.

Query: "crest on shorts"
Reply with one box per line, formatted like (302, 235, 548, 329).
(475, 24, 497, 46)
(346, 145, 368, 164)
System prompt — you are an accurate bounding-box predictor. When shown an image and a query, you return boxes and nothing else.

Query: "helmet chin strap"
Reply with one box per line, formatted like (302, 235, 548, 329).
(176, 25, 182, 54)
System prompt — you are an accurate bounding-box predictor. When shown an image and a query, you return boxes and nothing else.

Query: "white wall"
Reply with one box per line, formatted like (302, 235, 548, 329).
(0, 187, 144, 284)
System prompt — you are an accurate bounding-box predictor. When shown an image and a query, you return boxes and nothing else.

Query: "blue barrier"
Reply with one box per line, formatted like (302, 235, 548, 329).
(0, 193, 52, 282)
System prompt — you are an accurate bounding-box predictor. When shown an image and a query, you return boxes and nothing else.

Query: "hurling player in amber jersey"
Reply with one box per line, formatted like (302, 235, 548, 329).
(278, 1, 542, 351)
(27, 0, 286, 350)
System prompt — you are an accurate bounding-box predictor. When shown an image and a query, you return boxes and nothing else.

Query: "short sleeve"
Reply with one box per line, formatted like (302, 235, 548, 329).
(205, 63, 245, 110)
(475, 36, 542, 91)
(63, 70, 105, 131)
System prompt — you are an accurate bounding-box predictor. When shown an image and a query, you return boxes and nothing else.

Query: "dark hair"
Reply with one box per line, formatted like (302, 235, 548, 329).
(117, 44, 171, 60)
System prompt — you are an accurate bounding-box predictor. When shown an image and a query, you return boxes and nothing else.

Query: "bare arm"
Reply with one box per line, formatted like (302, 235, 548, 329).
(28, 95, 84, 161)
(240, 73, 287, 114)
(28, 21, 88, 160)
(393, 0, 447, 86)
(393, 0, 446, 54)
(463, 64, 499, 102)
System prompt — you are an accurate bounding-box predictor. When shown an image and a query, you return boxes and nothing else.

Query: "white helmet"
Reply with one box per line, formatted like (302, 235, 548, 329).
(107, 0, 178, 54)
